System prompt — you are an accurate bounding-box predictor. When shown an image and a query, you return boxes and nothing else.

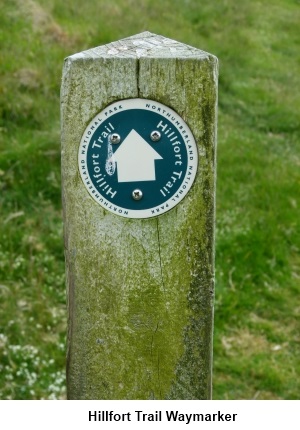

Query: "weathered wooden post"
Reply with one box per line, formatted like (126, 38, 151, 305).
(61, 32, 218, 400)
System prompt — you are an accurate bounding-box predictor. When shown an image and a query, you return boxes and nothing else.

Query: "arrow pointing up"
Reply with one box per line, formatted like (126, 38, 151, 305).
(113, 129, 163, 182)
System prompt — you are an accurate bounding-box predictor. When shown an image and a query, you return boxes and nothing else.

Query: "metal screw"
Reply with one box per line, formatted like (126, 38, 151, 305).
(150, 130, 161, 142)
(132, 189, 143, 201)
(109, 133, 121, 144)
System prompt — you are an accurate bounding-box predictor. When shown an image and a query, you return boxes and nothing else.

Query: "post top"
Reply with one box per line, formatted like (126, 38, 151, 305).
(68, 32, 216, 61)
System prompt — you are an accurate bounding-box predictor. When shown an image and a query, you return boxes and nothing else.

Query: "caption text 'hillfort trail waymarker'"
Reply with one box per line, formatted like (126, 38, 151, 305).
(78, 98, 198, 218)
(61, 32, 218, 400)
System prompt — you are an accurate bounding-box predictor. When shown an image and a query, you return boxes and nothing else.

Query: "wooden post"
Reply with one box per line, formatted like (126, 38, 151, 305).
(61, 32, 218, 400)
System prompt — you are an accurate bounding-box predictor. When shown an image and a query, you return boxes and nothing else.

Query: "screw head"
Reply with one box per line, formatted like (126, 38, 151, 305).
(132, 189, 143, 201)
(150, 130, 161, 142)
(109, 133, 121, 144)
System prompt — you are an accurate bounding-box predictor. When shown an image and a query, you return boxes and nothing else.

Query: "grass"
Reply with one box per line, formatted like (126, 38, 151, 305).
(0, 0, 299, 399)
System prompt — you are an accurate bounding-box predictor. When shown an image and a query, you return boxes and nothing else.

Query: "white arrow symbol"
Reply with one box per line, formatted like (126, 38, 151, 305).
(113, 129, 163, 182)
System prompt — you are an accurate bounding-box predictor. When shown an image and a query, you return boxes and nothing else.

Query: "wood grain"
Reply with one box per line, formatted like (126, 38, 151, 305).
(61, 32, 218, 399)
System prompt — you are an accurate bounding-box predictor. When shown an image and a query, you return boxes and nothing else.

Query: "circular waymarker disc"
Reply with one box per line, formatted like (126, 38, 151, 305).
(78, 98, 198, 219)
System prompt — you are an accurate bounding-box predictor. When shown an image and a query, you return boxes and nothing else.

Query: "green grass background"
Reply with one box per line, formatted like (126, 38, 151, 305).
(0, 0, 299, 399)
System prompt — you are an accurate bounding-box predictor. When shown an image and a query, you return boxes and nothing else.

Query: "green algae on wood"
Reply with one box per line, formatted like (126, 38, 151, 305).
(61, 32, 218, 399)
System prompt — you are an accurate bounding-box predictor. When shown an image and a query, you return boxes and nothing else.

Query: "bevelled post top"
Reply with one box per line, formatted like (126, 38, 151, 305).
(68, 31, 217, 61)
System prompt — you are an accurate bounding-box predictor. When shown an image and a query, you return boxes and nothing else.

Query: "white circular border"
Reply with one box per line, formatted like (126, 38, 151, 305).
(78, 98, 198, 219)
